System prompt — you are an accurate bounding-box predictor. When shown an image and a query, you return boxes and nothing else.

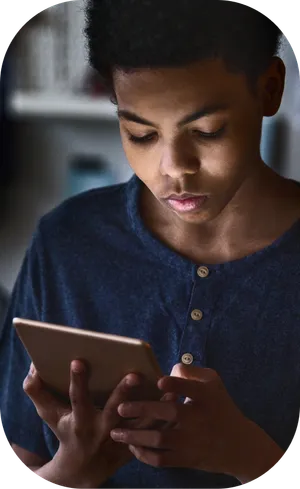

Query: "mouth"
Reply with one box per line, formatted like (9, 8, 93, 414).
(166, 193, 206, 201)
(163, 193, 208, 213)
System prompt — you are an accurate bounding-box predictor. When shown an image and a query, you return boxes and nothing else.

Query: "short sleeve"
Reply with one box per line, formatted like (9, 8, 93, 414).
(0, 226, 51, 460)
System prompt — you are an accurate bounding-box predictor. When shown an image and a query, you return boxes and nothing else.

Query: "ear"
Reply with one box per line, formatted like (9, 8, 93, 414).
(261, 57, 286, 117)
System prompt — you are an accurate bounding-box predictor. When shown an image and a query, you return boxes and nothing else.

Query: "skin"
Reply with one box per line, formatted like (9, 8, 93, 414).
(13, 362, 283, 485)
(115, 57, 300, 264)
(13, 58, 297, 483)
(22, 362, 137, 487)
(13, 361, 175, 488)
(108, 57, 295, 479)
(111, 364, 284, 483)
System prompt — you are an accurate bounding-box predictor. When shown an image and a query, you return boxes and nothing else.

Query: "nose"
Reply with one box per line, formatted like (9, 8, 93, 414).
(159, 139, 200, 179)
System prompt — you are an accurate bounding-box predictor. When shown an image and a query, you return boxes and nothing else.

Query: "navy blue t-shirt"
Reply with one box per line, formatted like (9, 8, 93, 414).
(1, 175, 300, 488)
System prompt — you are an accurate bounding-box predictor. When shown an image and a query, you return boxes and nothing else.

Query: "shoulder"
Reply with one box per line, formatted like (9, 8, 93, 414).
(38, 181, 130, 239)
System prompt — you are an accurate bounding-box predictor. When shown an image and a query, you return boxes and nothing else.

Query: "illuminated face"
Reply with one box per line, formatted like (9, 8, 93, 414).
(114, 58, 281, 224)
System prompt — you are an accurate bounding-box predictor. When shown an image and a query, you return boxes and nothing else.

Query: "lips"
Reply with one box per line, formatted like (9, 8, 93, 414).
(166, 193, 205, 201)
(165, 194, 208, 213)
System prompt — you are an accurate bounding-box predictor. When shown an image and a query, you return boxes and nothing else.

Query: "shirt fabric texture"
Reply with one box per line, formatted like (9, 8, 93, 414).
(1, 175, 300, 488)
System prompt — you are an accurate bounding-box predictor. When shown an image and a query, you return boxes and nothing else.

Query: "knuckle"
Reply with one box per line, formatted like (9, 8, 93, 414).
(69, 388, 79, 406)
(73, 423, 91, 439)
(70, 390, 79, 404)
(70, 371, 87, 391)
(69, 383, 83, 405)
(23, 376, 31, 393)
(23, 373, 37, 394)
(70, 393, 90, 412)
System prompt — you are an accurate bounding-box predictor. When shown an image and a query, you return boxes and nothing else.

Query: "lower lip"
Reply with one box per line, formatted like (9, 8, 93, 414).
(166, 196, 207, 213)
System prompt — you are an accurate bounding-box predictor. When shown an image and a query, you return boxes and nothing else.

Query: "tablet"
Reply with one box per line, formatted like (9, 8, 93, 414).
(13, 317, 163, 408)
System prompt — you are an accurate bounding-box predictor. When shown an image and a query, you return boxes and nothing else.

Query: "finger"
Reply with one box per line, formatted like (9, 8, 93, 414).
(158, 377, 205, 402)
(69, 360, 94, 425)
(120, 392, 180, 431)
(170, 363, 217, 382)
(101, 373, 142, 434)
(23, 363, 67, 426)
(157, 392, 180, 429)
(118, 400, 185, 424)
(111, 428, 177, 450)
(128, 445, 174, 468)
(109, 374, 161, 431)
(128, 445, 179, 468)
(160, 391, 179, 402)
(168, 366, 207, 404)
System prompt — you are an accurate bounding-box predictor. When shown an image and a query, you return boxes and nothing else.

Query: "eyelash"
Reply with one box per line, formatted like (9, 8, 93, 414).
(128, 133, 157, 144)
(127, 126, 225, 145)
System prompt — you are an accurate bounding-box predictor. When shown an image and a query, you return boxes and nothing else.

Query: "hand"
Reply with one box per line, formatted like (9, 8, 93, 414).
(23, 360, 146, 487)
(110, 364, 284, 482)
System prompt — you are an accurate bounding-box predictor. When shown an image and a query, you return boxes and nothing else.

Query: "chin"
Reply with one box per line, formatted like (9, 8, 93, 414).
(174, 209, 213, 225)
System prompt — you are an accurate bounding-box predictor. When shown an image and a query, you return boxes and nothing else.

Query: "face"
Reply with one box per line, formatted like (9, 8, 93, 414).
(113, 58, 284, 224)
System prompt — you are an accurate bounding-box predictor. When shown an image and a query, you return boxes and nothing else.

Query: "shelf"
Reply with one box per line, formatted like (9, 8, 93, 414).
(8, 92, 118, 121)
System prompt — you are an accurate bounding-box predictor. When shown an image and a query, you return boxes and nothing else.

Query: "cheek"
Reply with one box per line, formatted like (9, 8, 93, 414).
(121, 123, 257, 189)
(201, 118, 259, 180)
(199, 141, 243, 181)
(121, 138, 160, 183)
(198, 139, 255, 201)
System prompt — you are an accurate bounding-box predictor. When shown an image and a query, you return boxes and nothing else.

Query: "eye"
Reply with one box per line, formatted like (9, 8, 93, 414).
(127, 132, 157, 145)
(191, 126, 226, 139)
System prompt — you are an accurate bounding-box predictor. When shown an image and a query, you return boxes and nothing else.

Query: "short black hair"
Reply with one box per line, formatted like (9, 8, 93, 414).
(85, 0, 282, 96)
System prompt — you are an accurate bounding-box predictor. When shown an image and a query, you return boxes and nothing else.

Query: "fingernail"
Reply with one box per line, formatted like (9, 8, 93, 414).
(118, 403, 126, 415)
(72, 360, 84, 374)
(110, 430, 124, 441)
(125, 374, 139, 386)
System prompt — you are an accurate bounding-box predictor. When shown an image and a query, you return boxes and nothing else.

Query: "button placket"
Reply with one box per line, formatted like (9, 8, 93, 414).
(179, 265, 213, 366)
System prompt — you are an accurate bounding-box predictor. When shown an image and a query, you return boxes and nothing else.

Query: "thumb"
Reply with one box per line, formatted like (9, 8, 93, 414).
(23, 363, 68, 427)
(169, 364, 218, 403)
(170, 363, 216, 382)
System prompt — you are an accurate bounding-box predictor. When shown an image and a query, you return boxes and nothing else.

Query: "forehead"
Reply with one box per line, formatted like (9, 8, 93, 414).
(113, 59, 252, 111)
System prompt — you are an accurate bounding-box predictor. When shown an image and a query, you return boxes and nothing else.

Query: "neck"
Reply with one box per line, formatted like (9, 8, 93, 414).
(184, 165, 281, 243)
(141, 165, 300, 264)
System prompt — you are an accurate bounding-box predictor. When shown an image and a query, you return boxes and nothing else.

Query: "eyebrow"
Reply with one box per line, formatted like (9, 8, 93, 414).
(117, 103, 229, 128)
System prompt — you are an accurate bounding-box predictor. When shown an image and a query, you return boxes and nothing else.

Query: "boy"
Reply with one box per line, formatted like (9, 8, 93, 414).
(1, 1, 299, 487)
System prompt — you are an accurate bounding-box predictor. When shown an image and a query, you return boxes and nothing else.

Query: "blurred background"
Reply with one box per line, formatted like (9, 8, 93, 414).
(0, 0, 300, 325)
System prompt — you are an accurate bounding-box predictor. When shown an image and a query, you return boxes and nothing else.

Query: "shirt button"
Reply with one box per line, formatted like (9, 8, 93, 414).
(191, 309, 203, 321)
(197, 266, 209, 278)
(181, 353, 194, 365)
